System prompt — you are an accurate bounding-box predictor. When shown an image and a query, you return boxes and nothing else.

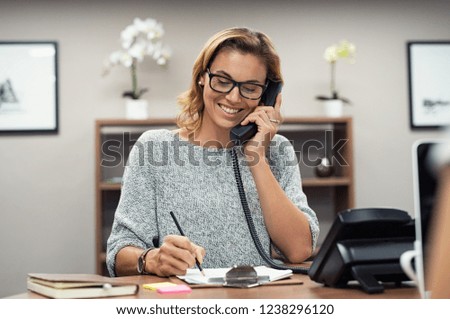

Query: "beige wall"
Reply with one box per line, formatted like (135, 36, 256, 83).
(0, 0, 448, 297)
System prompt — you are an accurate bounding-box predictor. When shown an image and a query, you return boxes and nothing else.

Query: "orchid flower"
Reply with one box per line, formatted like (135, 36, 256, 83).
(317, 40, 356, 104)
(103, 17, 171, 99)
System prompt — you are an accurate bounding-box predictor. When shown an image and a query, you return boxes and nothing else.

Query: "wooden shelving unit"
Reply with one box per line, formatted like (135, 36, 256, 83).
(94, 117, 354, 275)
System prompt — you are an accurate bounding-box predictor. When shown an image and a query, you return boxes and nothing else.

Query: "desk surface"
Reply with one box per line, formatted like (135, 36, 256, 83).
(10, 273, 419, 299)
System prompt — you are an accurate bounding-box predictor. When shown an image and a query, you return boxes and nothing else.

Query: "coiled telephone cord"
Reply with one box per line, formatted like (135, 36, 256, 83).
(230, 147, 309, 275)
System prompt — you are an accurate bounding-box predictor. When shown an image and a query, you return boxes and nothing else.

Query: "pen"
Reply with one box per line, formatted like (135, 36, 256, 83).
(169, 211, 205, 276)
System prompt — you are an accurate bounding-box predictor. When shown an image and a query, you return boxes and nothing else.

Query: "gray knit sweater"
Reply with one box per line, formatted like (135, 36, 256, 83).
(106, 129, 319, 276)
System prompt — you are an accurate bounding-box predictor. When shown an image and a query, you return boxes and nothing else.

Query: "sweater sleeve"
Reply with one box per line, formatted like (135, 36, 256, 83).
(106, 131, 158, 277)
(270, 135, 320, 253)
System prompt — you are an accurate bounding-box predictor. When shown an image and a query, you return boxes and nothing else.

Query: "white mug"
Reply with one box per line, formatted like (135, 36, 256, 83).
(400, 249, 420, 282)
(400, 240, 427, 298)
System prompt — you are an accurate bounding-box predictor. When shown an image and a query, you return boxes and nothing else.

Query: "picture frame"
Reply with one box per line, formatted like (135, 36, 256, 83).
(0, 41, 58, 133)
(407, 41, 450, 129)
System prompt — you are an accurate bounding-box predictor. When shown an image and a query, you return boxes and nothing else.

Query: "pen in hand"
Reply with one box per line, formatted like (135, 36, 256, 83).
(169, 211, 205, 276)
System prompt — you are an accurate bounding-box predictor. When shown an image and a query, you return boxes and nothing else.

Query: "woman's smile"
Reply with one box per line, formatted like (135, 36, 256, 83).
(217, 103, 243, 115)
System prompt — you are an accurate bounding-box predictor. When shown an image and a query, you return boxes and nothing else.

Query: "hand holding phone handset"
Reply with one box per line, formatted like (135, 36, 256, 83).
(229, 80, 310, 274)
(230, 80, 283, 146)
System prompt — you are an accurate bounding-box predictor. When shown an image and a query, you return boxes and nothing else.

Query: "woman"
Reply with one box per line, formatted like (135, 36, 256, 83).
(107, 27, 319, 277)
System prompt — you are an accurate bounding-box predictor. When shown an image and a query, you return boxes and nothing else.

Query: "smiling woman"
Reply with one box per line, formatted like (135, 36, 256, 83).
(106, 27, 319, 278)
(194, 49, 267, 145)
(177, 28, 283, 134)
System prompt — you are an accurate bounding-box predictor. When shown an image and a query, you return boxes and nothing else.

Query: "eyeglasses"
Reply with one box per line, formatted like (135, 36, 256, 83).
(206, 69, 267, 100)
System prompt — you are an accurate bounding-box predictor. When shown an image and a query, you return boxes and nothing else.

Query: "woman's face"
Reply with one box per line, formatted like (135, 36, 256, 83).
(199, 49, 267, 135)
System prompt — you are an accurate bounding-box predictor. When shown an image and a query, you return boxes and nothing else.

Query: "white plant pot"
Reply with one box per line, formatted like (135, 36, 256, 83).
(323, 99, 344, 117)
(125, 99, 149, 119)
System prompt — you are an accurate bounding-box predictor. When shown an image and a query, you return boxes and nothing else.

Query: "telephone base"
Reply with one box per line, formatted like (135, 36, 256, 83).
(310, 238, 414, 294)
(308, 208, 415, 294)
(350, 263, 409, 294)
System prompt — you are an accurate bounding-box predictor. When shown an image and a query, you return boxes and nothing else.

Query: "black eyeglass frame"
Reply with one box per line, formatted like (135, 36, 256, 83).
(206, 68, 268, 100)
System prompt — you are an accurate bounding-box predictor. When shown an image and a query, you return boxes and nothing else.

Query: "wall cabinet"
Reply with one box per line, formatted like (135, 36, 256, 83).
(95, 117, 354, 275)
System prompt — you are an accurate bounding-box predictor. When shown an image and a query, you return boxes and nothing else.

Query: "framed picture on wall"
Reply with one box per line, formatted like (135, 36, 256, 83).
(0, 41, 58, 133)
(407, 41, 450, 129)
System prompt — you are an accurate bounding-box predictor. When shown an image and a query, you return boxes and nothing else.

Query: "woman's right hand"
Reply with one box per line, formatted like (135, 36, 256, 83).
(147, 235, 205, 277)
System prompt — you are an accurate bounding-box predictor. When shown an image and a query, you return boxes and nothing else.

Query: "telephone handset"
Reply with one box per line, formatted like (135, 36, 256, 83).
(230, 80, 282, 146)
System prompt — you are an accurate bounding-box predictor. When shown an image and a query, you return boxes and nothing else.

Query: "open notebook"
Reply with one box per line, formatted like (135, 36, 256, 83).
(177, 266, 292, 285)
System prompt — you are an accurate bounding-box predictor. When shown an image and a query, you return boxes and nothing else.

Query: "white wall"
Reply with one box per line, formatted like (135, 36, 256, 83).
(1, 0, 448, 297)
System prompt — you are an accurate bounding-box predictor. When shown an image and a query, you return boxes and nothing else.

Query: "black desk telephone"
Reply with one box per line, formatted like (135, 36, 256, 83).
(230, 80, 282, 145)
(308, 208, 415, 293)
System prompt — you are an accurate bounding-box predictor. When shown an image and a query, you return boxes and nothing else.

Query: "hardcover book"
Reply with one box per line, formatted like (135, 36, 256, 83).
(27, 273, 139, 299)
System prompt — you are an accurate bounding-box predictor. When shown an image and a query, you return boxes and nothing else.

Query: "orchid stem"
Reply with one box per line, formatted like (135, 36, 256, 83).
(131, 60, 138, 99)
(330, 62, 336, 98)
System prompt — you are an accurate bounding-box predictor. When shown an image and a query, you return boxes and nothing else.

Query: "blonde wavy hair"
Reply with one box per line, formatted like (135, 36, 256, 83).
(176, 27, 283, 132)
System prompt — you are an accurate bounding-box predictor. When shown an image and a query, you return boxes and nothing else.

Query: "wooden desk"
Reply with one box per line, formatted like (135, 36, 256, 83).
(10, 273, 419, 299)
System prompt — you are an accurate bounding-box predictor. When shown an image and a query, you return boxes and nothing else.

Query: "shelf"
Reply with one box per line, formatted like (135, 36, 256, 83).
(302, 177, 351, 187)
(99, 179, 350, 190)
(97, 118, 176, 126)
(99, 182, 121, 191)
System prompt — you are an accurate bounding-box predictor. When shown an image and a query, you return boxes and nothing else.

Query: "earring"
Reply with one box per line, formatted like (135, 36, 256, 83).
(198, 81, 203, 86)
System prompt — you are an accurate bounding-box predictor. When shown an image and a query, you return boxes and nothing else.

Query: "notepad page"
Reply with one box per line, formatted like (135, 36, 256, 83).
(253, 266, 292, 282)
(178, 268, 231, 284)
(177, 266, 292, 285)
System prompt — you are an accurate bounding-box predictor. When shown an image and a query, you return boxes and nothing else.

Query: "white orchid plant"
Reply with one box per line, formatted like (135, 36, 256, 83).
(103, 18, 171, 100)
(316, 40, 355, 104)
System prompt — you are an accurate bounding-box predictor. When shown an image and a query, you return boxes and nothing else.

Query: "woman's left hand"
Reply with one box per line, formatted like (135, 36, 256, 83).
(240, 93, 282, 161)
